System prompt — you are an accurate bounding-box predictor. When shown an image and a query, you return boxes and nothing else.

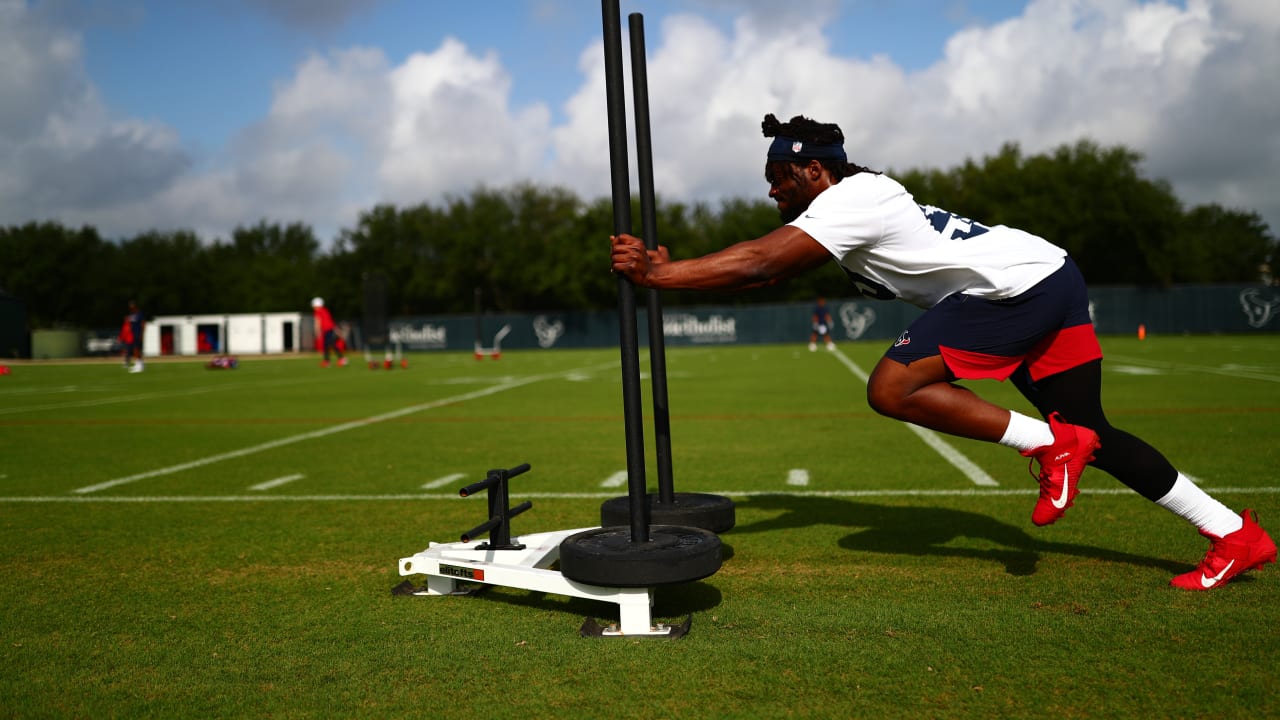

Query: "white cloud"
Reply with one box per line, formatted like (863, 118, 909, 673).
(903, 1, 1221, 162)
(0, 0, 190, 231)
(1140, 0, 1280, 213)
(546, 10, 899, 206)
(914, 0, 1279, 227)
(0, 0, 1276, 244)
(561, 0, 1279, 233)
(161, 39, 553, 240)
(379, 39, 551, 205)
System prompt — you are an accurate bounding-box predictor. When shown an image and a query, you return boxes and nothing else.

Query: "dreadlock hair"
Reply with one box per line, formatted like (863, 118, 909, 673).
(761, 113, 876, 183)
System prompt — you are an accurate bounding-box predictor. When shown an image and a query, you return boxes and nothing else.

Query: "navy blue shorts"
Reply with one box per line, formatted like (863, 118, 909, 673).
(884, 258, 1102, 382)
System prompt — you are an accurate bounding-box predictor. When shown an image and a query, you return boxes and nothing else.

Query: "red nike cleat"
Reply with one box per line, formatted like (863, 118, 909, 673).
(1021, 412, 1101, 526)
(1170, 510, 1276, 591)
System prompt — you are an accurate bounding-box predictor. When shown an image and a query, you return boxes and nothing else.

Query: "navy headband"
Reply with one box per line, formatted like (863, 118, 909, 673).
(766, 135, 847, 164)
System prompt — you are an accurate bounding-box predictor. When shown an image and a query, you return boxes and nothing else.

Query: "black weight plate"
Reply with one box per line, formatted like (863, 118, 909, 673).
(559, 525, 722, 587)
(600, 492, 736, 534)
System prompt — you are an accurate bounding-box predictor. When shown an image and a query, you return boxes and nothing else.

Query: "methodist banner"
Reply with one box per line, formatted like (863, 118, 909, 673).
(387, 285, 1277, 353)
(388, 300, 917, 353)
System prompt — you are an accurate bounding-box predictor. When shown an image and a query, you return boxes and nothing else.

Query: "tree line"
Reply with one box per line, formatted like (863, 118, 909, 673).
(1, 139, 1274, 330)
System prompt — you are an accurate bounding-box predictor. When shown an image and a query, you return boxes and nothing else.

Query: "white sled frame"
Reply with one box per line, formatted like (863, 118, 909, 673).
(398, 527, 679, 636)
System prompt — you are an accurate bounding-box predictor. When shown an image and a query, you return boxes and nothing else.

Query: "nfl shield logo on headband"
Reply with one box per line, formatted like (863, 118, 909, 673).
(792, 141, 803, 153)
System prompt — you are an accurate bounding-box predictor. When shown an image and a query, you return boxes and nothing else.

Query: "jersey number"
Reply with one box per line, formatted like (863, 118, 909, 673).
(840, 205, 991, 300)
(919, 204, 990, 240)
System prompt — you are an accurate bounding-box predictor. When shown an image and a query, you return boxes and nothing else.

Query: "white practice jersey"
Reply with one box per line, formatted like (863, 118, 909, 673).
(789, 173, 1067, 308)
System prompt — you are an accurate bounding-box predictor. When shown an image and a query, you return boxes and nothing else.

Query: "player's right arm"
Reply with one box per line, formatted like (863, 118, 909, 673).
(611, 226, 830, 291)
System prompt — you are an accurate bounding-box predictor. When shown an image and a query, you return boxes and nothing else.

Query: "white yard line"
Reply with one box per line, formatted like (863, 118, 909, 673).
(249, 474, 304, 491)
(786, 468, 810, 487)
(4, 486, 1278, 504)
(0, 377, 316, 416)
(1105, 355, 1280, 383)
(600, 471, 628, 488)
(72, 361, 617, 495)
(902, 423, 1001, 487)
(422, 473, 467, 490)
(829, 348, 1000, 487)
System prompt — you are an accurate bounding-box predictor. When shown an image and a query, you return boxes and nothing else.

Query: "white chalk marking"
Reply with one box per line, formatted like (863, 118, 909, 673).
(422, 473, 467, 490)
(904, 423, 1000, 487)
(786, 468, 810, 486)
(4, 485, 1277, 504)
(1110, 365, 1164, 376)
(249, 474, 304, 491)
(0, 377, 315, 416)
(600, 471, 628, 488)
(829, 348, 1000, 487)
(72, 361, 617, 495)
(1107, 355, 1280, 384)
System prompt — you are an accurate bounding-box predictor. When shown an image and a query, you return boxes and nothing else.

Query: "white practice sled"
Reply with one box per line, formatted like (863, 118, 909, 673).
(395, 464, 690, 638)
(397, 528, 687, 637)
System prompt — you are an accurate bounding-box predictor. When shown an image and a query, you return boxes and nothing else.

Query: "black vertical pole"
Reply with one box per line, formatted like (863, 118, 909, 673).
(601, 0, 649, 543)
(627, 13, 676, 505)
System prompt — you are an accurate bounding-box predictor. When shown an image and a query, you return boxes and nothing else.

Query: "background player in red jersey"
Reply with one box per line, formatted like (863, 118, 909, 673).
(122, 300, 145, 373)
(311, 297, 347, 368)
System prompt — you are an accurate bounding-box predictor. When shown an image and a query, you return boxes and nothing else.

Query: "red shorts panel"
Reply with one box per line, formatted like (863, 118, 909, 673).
(1022, 323, 1102, 381)
(940, 323, 1102, 382)
(938, 345, 1024, 380)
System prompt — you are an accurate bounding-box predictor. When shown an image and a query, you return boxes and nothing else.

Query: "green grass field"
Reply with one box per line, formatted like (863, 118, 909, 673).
(2, 336, 1278, 719)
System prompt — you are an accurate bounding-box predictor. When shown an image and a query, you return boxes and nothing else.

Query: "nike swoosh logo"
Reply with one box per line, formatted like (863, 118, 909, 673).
(1200, 559, 1236, 588)
(1051, 466, 1071, 509)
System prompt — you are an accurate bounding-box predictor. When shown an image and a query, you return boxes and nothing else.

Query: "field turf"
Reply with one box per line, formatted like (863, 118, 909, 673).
(1, 335, 1277, 718)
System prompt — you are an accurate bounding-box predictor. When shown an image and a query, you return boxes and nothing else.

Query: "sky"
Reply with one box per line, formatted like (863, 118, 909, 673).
(2, 0, 1278, 247)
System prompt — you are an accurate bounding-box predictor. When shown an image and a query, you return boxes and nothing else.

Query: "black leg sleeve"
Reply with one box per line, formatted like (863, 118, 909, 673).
(1011, 359, 1177, 501)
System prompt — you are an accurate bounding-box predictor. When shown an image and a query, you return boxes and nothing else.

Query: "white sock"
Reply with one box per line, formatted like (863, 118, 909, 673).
(1155, 473, 1243, 537)
(998, 411, 1054, 452)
